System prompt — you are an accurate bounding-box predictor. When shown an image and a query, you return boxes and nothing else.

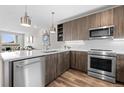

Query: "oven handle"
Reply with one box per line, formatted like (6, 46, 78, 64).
(88, 54, 116, 59)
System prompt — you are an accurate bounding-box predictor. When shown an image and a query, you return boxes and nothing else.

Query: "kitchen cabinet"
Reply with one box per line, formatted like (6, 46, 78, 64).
(63, 22, 72, 41)
(113, 5, 124, 38)
(57, 52, 64, 76)
(70, 51, 88, 73)
(63, 51, 70, 71)
(63, 20, 78, 41)
(88, 13, 101, 28)
(100, 9, 113, 26)
(57, 52, 70, 76)
(45, 52, 70, 85)
(57, 24, 63, 41)
(71, 20, 78, 40)
(63, 17, 88, 41)
(70, 51, 76, 69)
(45, 54, 58, 85)
(77, 17, 89, 40)
(62, 9, 113, 41)
(117, 55, 124, 83)
(88, 9, 113, 28)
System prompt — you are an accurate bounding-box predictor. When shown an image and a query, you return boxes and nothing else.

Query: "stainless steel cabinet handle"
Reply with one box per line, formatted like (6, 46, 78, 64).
(16, 61, 41, 68)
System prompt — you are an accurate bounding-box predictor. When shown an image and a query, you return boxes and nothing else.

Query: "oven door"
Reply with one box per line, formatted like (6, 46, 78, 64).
(88, 55, 116, 77)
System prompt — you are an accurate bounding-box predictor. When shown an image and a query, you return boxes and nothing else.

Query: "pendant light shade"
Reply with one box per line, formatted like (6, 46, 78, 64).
(20, 6, 31, 27)
(49, 12, 56, 33)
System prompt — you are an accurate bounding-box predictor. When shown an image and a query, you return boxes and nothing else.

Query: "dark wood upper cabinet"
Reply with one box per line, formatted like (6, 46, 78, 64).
(77, 17, 88, 40)
(70, 51, 88, 73)
(88, 13, 101, 28)
(71, 19, 79, 40)
(88, 9, 113, 28)
(63, 21, 72, 41)
(117, 55, 124, 83)
(57, 24, 63, 41)
(100, 9, 113, 26)
(62, 6, 124, 41)
(45, 54, 58, 85)
(113, 6, 124, 38)
(63, 17, 88, 41)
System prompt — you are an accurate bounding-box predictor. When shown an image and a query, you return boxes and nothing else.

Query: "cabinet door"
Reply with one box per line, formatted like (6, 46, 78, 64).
(57, 52, 70, 77)
(57, 52, 64, 76)
(70, 51, 88, 73)
(63, 17, 88, 40)
(88, 13, 101, 28)
(71, 20, 77, 40)
(45, 54, 57, 85)
(63, 22, 72, 41)
(117, 55, 124, 82)
(70, 51, 76, 69)
(78, 17, 88, 40)
(101, 9, 113, 26)
(113, 6, 124, 38)
(75, 51, 88, 73)
(63, 51, 70, 71)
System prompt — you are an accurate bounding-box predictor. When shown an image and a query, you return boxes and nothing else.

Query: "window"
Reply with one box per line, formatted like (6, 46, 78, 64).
(1, 33, 17, 44)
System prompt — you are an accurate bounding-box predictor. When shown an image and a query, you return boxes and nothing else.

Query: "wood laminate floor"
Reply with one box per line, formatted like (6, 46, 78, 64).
(47, 69, 124, 87)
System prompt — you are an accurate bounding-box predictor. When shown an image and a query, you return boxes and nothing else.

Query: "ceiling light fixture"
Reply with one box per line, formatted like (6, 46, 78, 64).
(20, 6, 31, 27)
(49, 12, 56, 33)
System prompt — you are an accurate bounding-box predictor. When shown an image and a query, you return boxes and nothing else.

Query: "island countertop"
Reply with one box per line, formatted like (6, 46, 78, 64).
(0, 49, 70, 62)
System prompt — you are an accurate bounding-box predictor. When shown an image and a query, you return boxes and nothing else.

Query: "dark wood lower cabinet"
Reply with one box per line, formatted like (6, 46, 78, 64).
(63, 51, 70, 71)
(45, 52, 70, 85)
(57, 52, 64, 76)
(57, 52, 70, 77)
(117, 55, 124, 83)
(70, 51, 76, 69)
(45, 54, 58, 85)
(70, 51, 88, 73)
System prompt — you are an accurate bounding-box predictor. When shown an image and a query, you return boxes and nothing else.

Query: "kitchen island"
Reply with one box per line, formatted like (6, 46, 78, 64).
(0, 49, 71, 87)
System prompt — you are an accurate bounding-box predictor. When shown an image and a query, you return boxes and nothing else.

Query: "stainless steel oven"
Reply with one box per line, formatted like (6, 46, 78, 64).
(88, 49, 116, 83)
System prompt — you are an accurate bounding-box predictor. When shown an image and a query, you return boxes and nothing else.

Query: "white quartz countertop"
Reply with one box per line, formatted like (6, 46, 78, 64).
(0, 49, 70, 62)
(1, 48, 124, 62)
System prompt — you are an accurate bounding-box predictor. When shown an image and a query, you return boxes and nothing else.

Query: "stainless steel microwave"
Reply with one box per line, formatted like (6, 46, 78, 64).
(89, 25, 114, 39)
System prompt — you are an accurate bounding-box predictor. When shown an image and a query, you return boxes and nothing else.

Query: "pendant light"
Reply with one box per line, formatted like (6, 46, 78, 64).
(20, 6, 31, 27)
(49, 12, 56, 33)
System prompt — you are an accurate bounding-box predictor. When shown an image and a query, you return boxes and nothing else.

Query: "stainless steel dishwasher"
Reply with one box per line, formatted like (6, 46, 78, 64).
(13, 57, 45, 87)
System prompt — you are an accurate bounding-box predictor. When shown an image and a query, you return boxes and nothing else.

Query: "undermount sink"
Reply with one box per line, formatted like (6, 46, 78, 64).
(42, 50, 58, 53)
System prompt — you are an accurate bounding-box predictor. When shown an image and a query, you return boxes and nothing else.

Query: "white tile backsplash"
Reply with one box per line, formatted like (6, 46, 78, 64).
(65, 39, 124, 52)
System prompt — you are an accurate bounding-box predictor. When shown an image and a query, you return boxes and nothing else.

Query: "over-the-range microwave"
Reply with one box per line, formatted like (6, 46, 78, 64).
(89, 25, 114, 39)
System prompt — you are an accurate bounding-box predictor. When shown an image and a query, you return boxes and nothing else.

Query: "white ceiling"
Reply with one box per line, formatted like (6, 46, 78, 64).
(0, 5, 110, 32)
